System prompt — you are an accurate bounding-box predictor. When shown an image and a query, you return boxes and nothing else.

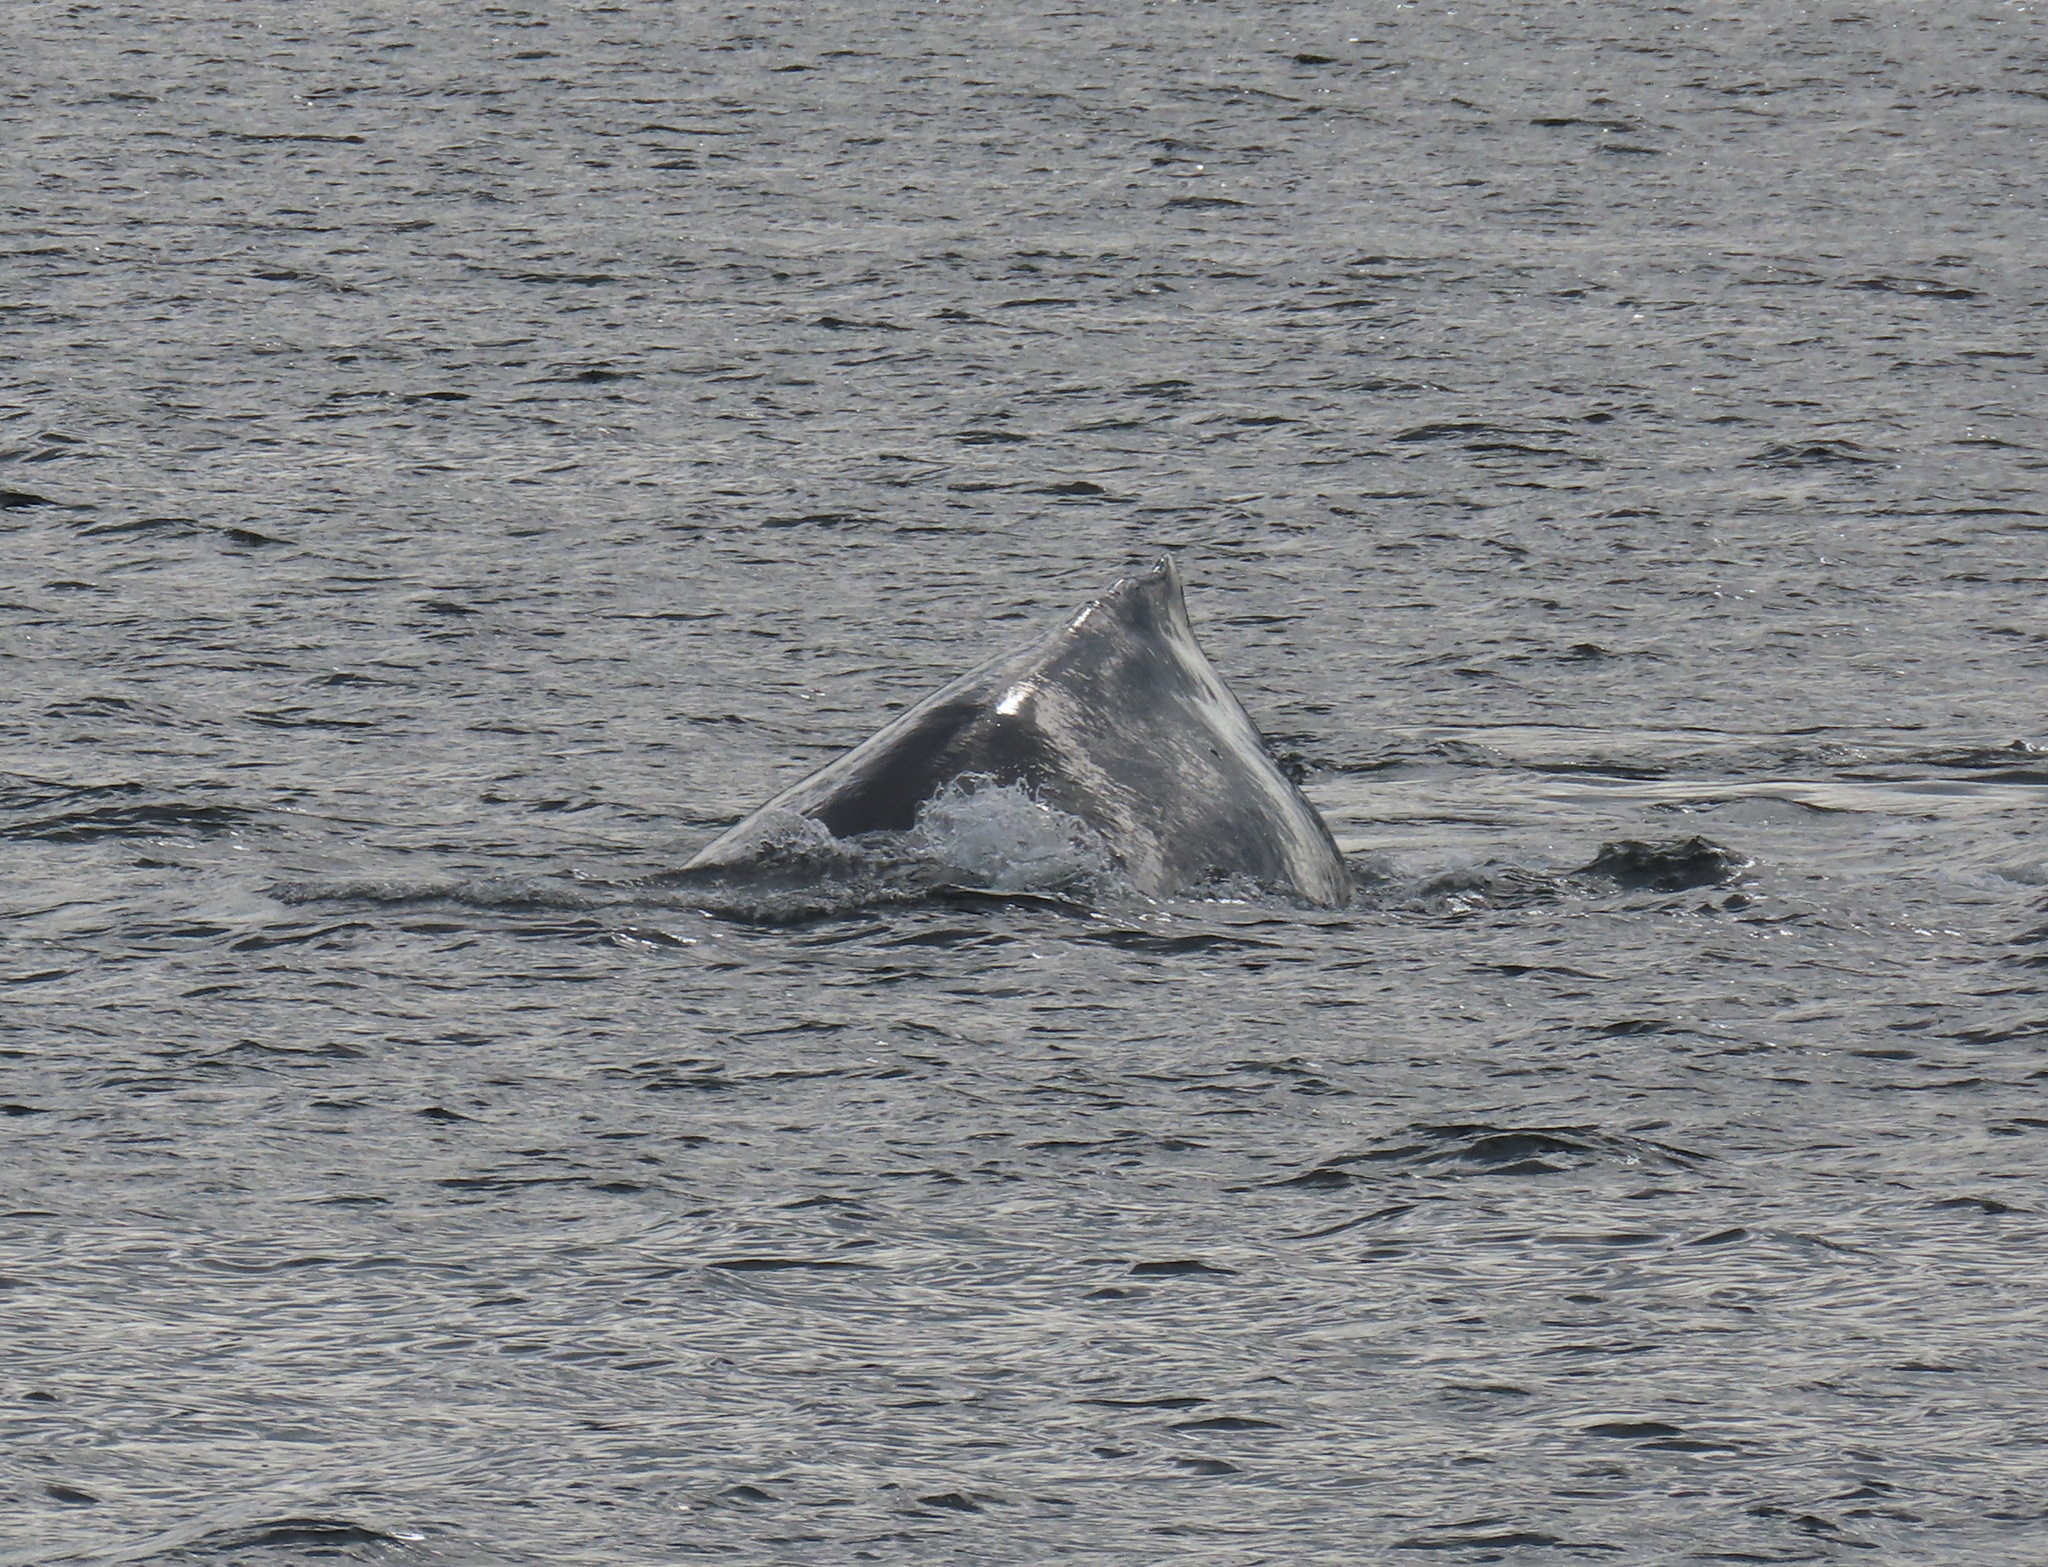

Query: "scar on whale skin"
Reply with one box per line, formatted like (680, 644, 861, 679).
(685, 557, 1352, 907)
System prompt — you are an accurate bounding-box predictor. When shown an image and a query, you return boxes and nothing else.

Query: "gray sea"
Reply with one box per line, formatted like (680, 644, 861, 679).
(4, 2, 2046, 1563)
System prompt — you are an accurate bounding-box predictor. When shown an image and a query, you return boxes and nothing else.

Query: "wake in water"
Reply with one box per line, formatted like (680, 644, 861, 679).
(274, 779, 1130, 922)
(272, 769, 1745, 926)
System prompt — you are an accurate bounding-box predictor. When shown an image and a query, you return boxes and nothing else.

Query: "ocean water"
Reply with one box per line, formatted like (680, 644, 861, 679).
(3, 2, 2046, 1562)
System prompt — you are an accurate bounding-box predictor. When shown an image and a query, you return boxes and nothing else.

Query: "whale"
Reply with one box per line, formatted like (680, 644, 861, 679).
(683, 557, 1352, 907)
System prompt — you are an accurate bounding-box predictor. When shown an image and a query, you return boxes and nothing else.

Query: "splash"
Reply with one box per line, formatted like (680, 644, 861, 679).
(907, 777, 1111, 894)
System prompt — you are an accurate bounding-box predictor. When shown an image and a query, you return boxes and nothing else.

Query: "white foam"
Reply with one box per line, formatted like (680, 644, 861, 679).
(737, 809, 840, 859)
(909, 777, 1109, 893)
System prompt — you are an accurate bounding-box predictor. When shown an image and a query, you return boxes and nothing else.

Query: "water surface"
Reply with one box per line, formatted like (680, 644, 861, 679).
(3, 2, 2045, 1562)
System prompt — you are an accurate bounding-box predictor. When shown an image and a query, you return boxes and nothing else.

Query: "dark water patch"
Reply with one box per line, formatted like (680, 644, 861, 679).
(1, 800, 253, 842)
(1688, 1227, 1750, 1246)
(222, 130, 368, 145)
(1928, 1196, 2022, 1215)
(598, 1054, 735, 1092)
(1423, 1129, 1593, 1175)
(876, 924, 1017, 950)
(1577, 837, 1747, 892)
(1743, 439, 1885, 468)
(1843, 275, 1981, 300)
(1640, 1435, 1746, 1453)
(913, 1491, 989, 1513)
(1393, 1528, 1600, 1553)
(226, 922, 372, 953)
(764, 510, 877, 528)
(244, 708, 380, 731)
(108, 1515, 426, 1560)
(1169, 1415, 1281, 1432)
(77, 514, 201, 538)
(40, 694, 172, 721)
(1282, 1202, 1423, 1235)
(1391, 420, 1527, 443)
(1269, 1165, 1370, 1190)
(1302, 1124, 1708, 1182)
(437, 1173, 605, 1193)
(1078, 1394, 1209, 1409)
(500, 270, 621, 287)
(1076, 927, 1280, 956)
(1370, 863, 1578, 913)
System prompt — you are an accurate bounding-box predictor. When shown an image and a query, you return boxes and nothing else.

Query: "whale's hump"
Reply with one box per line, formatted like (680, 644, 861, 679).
(684, 557, 1352, 907)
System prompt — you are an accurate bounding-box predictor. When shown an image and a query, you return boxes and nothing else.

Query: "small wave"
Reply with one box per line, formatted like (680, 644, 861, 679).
(0, 794, 254, 843)
(5, 1512, 425, 1566)
(1271, 1122, 1710, 1187)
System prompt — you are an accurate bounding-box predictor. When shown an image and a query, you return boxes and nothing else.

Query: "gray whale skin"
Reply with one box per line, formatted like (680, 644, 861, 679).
(685, 557, 1352, 907)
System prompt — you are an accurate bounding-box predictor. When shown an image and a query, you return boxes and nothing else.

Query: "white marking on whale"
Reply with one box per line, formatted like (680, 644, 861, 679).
(685, 557, 1352, 907)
